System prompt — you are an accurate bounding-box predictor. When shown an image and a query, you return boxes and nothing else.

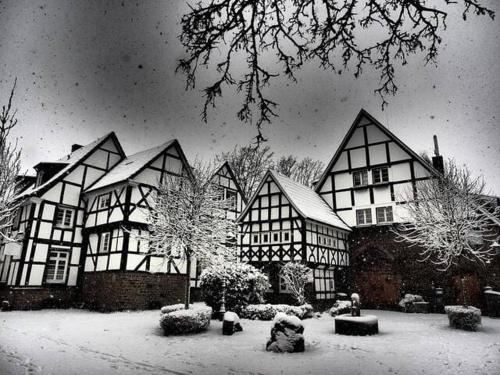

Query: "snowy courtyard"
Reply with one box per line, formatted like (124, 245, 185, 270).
(1, 308, 499, 375)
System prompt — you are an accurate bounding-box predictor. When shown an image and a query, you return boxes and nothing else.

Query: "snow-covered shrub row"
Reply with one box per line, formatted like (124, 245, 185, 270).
(200, 263, 269, 314)
(444, 305, 481, 331)
(398, 294, 425, 309)
(329, 300, 352, 316)
(240, 304, 313, 320)
(160, 305, 212, 335)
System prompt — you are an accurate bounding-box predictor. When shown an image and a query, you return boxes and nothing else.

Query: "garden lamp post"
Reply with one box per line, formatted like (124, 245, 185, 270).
(219, 278, 226, 321)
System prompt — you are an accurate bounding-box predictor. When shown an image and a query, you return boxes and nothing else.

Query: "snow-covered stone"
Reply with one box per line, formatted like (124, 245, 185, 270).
(266, 313, 305, 353)
(223, 311, 243, 335)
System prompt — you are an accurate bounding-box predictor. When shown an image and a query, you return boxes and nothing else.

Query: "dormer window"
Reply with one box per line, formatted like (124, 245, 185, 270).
(353, 170, 368, 187)
(372, 167, 389, 184)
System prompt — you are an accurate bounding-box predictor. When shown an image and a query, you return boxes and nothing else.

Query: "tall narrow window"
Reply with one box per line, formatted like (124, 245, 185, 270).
(283, 231, 290, 242)
(98, 193, 111, 209)
(253, 234, 259, 243)
(376, 206, 394, 224)
(353, 170, 368, 187)
(55, 207, 74, 228)
(45, 250, 69, 284)
(356, 209, 373, 225)
(372, 167, 389, 184)
(99, 232, 111, 253)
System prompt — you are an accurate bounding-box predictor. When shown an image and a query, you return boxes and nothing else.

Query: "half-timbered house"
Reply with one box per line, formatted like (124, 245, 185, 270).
(81, 139, 193, 310)
(238, 170, 351, 303)
(0, 133, 125, 309)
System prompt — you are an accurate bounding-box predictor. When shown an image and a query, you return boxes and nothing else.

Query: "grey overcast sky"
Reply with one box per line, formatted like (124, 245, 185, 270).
(1, 1, 499, 194)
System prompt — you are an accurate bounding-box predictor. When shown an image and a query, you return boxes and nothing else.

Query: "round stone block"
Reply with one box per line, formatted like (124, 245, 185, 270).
(334, 314, 379, 336)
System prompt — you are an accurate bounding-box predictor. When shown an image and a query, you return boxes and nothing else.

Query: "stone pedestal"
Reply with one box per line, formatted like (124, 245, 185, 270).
(335, 314, 379, 336)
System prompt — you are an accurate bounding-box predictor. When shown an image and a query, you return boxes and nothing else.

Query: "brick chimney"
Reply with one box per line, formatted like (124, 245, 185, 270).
(431, 135, 444, 174)
(71, 144, 83, 153)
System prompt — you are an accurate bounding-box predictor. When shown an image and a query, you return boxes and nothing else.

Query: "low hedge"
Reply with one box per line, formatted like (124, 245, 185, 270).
(444, 305, 481, 331)
(240, 304, 313, 320)
(329, 300, 352, 316)
(160, 305, 212, 335)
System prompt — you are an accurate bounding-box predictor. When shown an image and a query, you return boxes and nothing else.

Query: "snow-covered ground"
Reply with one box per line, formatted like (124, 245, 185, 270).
(1, 307, 499, 375)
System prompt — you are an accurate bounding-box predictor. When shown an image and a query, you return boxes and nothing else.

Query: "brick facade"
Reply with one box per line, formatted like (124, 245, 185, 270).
(349, 225, 499, 309)
(81, 271, 187, 311)
(0, 285, 79, 310)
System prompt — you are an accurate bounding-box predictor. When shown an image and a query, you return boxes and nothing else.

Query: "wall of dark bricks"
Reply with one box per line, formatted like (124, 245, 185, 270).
(0, 285, 78, 310)
(81, 271, 187, 311)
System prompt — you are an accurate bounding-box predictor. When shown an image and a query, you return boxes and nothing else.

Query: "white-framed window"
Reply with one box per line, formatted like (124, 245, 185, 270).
(372, 167, 389, 184)
(353, 170, 368, 187)
(253, 234, 259, 244)
(283, 231, 290, 242)
(273, 232, 279, 242)
(262, 233, 269, 244)
(98, 193, 111, 209)
(45, 249, 69, 284)
(55, 207, 74, 228)
(356, 209, 372, 225)
(99, 232, 111, 253)
(376, 206, 394, 224)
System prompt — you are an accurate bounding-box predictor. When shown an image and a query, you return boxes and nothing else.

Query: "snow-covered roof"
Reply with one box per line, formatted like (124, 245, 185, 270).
(86, 140, 176, 192)
(19, 132, 115, 198)
(269, 171, 351, 231)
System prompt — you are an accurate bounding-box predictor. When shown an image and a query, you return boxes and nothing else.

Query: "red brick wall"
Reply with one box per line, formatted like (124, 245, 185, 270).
(82, 271, 187, 311)
(0, 286, 78, 310)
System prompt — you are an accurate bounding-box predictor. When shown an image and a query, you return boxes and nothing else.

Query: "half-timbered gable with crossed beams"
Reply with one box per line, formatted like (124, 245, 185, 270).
(0, 133, 125, 293)
(83, 139, 192, 275)
(315, 109, 437, 228)
(238, 170, 351, 301)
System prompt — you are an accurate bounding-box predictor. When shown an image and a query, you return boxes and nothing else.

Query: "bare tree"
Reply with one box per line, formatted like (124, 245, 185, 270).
(216, 144, 274, 199)
(177, 1, 494, 138)
(145, 162, 238, 308)
(290, 157, 324, 187)
(274, 155, 297, 177)
(279, 262, 312, 305)
(0, 79, 21, 240)
(395, 159, 498, 271)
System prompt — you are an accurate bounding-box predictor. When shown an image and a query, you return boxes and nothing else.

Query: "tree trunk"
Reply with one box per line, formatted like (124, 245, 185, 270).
(184, 254, 191, 309)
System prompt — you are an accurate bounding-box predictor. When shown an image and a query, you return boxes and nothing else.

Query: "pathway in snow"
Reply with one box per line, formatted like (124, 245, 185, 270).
(1, 309, 499, 375)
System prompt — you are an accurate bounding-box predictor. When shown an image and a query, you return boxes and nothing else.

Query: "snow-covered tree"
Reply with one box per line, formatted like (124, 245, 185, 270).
(146, 162, 238, 308)
(0, 79, 21, 240)
(279, 262, 312, 305)
(395, 159, 498, 271)
(274, 156, 324, 188)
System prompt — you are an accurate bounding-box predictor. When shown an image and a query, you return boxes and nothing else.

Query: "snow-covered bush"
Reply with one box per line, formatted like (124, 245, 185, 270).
(160, 305, 212, 335)
(279, 262, 312, 305)
(398, 294, 425, 309)
(200, 263, 270, 314)
(444, 305, 481, 331)
(329, 300, 352, 316)
(160, 304, 190, 315)
(240, 303, 313, 320)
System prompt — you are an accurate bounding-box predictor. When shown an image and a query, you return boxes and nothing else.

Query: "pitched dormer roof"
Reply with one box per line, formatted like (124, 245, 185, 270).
(212, 161, 248, 204)
(240, 170, 351, 231)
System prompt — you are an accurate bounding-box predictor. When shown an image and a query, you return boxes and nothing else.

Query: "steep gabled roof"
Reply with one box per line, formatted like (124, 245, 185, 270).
(239, 170, 351, 231)
(85, 139, 191, 192)
(20, 132, 122, 198)
(315, 109, 440, 192)
(213, 161, 248, 204)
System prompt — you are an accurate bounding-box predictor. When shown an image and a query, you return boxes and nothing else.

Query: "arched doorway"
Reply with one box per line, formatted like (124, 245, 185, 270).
(352, 247, 401, 308)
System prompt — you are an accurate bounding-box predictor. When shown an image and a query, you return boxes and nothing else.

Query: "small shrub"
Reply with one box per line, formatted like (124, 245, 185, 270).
(398, 294, 425, 309)
(160, 304, 189, 315)
(279, 262, 312, 305)
(329, 300, 352, 316)
(240, 303, 313, 320)
(444, 305, 481, 331)
(160, 305, 212, 335)
(200, 263, 269, 314)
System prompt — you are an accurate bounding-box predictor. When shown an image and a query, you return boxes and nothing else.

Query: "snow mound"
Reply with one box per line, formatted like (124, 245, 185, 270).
(329, 300, 351, 316)
(240, 304, 313, 320)
(160, 305, 212, 335)
(398, 294, 425, 309)
(160, 304, 189, 315)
